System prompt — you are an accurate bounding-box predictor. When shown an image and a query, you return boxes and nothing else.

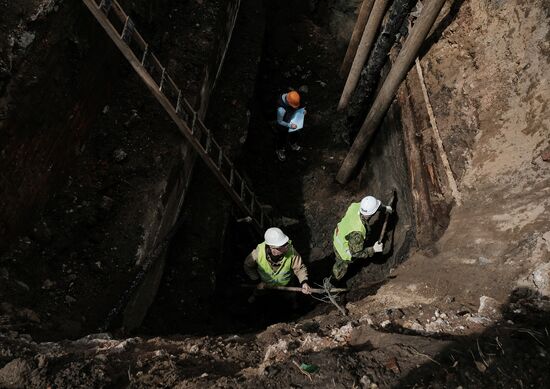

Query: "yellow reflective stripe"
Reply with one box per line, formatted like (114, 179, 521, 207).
(256, 242, 293, 286)
(333, 203, 366, 261)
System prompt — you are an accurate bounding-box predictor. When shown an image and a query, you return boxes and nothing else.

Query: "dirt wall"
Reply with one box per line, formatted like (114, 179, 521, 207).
(121, 0, 244, 332)
(0, 0, 244, 340)
(324, 0, 364, 48)
(0, 1, 121, 248)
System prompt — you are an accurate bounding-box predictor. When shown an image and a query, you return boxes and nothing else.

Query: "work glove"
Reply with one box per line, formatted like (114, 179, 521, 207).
(301, 282, 311, 295)
(373, 241, 384, 253)
(256, 282, 266, 290)
(385, 205, 393, 214)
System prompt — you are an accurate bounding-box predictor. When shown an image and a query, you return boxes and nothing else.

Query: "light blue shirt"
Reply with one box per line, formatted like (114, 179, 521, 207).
(276, 94, 292, 128)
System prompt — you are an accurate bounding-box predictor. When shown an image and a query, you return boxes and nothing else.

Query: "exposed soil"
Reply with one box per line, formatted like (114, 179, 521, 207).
(0, 0, 549, 387)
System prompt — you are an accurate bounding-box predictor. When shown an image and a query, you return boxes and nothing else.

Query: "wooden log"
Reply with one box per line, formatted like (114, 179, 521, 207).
(336, 0, 447, 184)
(337, 0, 390, 111)
(415, 58, 462, 205)
(344, 0, 416, 130)
(339, 0, 376, 78)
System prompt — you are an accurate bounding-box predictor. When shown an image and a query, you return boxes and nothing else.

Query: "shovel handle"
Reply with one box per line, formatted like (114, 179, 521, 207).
(377, 190, 396, 244)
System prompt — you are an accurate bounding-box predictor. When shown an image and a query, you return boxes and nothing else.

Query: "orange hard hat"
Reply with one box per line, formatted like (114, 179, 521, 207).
(287, 91, 300, 108)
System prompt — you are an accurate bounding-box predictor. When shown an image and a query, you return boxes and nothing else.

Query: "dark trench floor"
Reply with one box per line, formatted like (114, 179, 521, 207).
(139, 0, 357, 336)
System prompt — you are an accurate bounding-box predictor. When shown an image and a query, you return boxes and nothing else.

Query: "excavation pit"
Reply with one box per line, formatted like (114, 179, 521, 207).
(1, 0, 549, 387)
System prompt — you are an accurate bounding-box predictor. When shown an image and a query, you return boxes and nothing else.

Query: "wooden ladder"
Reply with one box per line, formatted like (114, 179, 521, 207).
(82, 0, 271, 233)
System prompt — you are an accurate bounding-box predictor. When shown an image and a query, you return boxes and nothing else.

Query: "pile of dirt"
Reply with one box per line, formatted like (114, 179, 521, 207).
(1, 289, 548, 388)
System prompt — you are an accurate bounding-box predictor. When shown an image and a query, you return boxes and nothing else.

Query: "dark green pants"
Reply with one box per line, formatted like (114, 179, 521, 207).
(332, 252, 351, 280)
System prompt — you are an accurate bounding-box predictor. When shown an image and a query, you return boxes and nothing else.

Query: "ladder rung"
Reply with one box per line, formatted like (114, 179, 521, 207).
(250, 194, 256, 214)
(99, 0, 113, 13)
(159, 67, 166, 91)
(121, 16, 134, 43)
(190, 113, 198, 135)
(229, 168, 235, 187)
(240, 180, 246, 199)
(141, 45, 149, 66)
(205, 135, 212, 154)
(260, 209, 265, 228)
(217, 148, 223, 168)
(175, 89, 182, 113)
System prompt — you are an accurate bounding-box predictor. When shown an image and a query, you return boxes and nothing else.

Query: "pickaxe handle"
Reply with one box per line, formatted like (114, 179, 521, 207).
(378, 190, 396, 243)
(240, 284, 348, 294)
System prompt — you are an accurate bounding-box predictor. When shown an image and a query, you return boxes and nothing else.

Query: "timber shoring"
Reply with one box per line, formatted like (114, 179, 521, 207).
(336, 0, 447, 184)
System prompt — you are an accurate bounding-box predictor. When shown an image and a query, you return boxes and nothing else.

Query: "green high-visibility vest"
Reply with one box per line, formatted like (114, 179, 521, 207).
(333, 203, 366, 262)
(256, 242, 294, 286)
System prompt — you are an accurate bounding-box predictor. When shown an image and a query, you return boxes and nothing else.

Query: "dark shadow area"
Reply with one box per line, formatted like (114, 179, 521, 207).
(238, 0, 314, 252)
(396, 288, 550, 387)
(140, 0, 338, 335)
(139, 0, 268, 336)
(137, 0, 415, 337)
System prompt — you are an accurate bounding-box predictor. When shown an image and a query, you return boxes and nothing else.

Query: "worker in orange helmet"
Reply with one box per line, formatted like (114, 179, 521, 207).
(275, 90, 306, 161)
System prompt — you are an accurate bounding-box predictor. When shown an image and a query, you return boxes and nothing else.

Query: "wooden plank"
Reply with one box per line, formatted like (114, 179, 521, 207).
(415, 58, 461, 205)
(336, 0, 447, 184)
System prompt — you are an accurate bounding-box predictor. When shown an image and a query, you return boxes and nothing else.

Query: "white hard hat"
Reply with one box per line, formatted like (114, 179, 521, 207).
(360, 196, 381, 216)
(264, 227, 289, 247)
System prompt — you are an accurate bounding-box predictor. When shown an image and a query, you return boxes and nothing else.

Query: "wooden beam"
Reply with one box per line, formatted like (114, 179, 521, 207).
(336, 0, 447, 184)
(337, 0, 390, 111)
(339, 0, 376, 78)
(415, 58, 462, 205)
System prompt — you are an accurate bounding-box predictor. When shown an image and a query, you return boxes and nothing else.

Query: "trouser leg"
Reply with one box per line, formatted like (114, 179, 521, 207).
(332, 253, 350, 281)
(288, 130, 301, 145)
(275, 125, 288, 150)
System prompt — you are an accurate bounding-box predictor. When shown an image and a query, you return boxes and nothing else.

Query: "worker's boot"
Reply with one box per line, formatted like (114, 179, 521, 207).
(289, 142, 302, 151)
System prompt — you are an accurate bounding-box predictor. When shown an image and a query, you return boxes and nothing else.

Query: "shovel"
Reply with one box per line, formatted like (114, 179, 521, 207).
(377, 190, 397, 244)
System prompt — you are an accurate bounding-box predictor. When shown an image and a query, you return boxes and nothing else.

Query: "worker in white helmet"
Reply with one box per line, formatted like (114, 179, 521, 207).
(244, 227, 311, 303)
(332, 196, 393, 280)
